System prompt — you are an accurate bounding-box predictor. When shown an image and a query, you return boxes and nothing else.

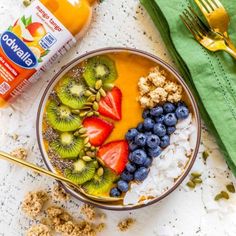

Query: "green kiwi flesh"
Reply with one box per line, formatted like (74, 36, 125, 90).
(46, 100, 81, 132)
(64, 159, 96, 185)
(49, 132, 83, 159)
(83, 55, 118, 88)
(56, 76, 87, 109)
(82, 168, 118, 196)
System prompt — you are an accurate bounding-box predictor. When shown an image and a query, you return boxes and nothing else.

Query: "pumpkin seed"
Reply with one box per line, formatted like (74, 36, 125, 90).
(86, 151, 95, 157)
(87, 111, 94, 117)
(93, 102, 99, 111)
(79, 150, 85, 158)
(96, 92, 101, 102)
(99, 88, 106, 97)
(82, 156, 92, 162)
(95, 80, 103, 90)
(84, 90, 93, 97)
(79, 111, 88, 117)
(89, 87, 97, 93)
(71, 110, 81, 115)
(74, 131, 80, 137)
(80, 133, 88, 138)
(93, 161, 99, 169)
(221, 191, 229, 199)
(104, 83, 114, 91)
(87, 95, 96, 102)
(226, 183, 235, 193)
(97, 167, 104, 177)
(214, 193, 223, 201)
(23, 0, 31, 7)
(85, 143, 91, 148)
(192, 178, 202, 184)
(79, 128, 87, 134)
(84, 137, 90, 144)
(91, 146, 96, 151)
(191, 172, 201, 178)
(203, 151, 209, 161)
(79, 106, 92, 110)
(186, 181, 196, 188)
(94, 111, 100, 116)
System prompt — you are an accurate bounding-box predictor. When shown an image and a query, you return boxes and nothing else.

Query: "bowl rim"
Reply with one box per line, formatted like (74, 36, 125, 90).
(36, 47, 201, 211)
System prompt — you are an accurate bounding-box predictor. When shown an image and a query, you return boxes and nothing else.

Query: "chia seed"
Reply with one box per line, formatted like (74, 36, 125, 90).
(43, 127, 59, 142)
(49, 91, 61, 105)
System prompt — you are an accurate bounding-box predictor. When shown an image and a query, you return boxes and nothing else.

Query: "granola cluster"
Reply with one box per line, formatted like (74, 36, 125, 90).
(138, 67, 183, 108)
(21, 191, 49, 218)
(117, 218, 136, 232)
(26, 224, 51, 236)
(52, 184, 70, 202)
(10, 147, 28, 160)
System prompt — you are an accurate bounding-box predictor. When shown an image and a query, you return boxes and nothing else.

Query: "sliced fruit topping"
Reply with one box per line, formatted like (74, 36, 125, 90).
(46, 100, 81, 132)
(97, 140, 129, 175)
(83, 167, 118, 196)
(64, 159, 97, 185)
(83, 55, 118, 88)
(83, 117, 114, 146)
(49, 132, 83, 159)
(98, 87, 122, 121)
(56, 76, 87, 109)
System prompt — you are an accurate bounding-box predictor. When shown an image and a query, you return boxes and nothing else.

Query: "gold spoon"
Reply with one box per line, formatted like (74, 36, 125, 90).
(0, 151, 123, 202)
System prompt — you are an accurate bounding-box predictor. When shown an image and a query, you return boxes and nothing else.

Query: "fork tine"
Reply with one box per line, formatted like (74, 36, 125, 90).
(197, 0, 213, 13)
(195, 0, 208, 15)
(205, 0, 218, 10)
(211, 0, 223, 8)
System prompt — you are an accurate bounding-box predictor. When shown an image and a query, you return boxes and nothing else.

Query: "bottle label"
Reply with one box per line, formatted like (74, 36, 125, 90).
(0, 1, 76, 102)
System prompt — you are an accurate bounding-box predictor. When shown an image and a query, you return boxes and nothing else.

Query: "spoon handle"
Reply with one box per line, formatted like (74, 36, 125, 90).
(0, 150, 76, 187)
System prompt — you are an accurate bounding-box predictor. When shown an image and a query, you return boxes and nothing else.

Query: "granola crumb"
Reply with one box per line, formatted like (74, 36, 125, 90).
(21, 191, 48, 218)
(138, 66, 183, 108)
(26, 224, 51, 236)
(11, 147, 28, 160)
(117, 218, 136, 232)
(96, 223, 106, 232)
(80, 204, 96, 221)
(52, 184, 70, 202)
(77, 221, 96, 236)
(97, 212, 106, 221)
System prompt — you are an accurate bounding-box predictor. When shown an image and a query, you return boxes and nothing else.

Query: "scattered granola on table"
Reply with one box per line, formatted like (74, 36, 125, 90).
(117, 218, 136, 232)
(21, 191, 48, 218)
(52, 184, 70, 202)
(80, 204, 96, 221)
(26, 224, 51, 236)
(138, 66, 182, 108)
(10, 147, 28, 160)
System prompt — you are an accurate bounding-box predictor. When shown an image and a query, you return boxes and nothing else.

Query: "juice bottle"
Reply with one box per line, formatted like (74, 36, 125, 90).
(0, 0, 96, 108)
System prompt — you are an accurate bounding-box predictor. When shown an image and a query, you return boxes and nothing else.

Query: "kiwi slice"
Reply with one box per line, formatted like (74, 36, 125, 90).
(83, 168, 118, 196)
(64, 159, 96, 185)
(83, 55, 118, 88)
(49, 132, 83, 159)
(46, 100, 81, 132)
(56, 76, 87, 109)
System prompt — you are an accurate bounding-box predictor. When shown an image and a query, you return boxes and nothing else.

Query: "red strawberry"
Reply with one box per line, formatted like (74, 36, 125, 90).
(83, 117, 114, 147)
(98, 87, 122, 121)
(98, 140, 129, 175)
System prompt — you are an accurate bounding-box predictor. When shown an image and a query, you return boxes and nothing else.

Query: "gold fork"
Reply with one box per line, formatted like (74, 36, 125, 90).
(0, 150, 123, 202)
(194, 0, 236, 49)
(180, 7, 236, 59)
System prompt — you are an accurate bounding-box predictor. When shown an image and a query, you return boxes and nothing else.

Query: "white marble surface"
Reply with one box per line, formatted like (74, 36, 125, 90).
(0, 0, 236, 235)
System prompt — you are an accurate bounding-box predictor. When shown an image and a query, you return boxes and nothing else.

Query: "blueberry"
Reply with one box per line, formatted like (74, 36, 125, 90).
(125, 128, 139, 141)
(110, 187, 121, 197)
(167, 126, 176, 135)
(148, 146, 162, 158)
(177, 101, 187, 107)
(146, 134, 160, 149)
(134, 167, 149, 181)
(131, 149, 148, 165)
(142, 109, 151, 119)
(126, 163, 137, 173)
(145, 131, 153, 136)
(163, 102, 176, 113)
(129, 141, 139, 151)
(153, 123, 166, 137)
(117, 180, 129, 192)
(143, 118, 155, 131)
(175, 106, 189, 119)
(143, 157, 153, 168)
(164, 113, 177, 126)
(121, 170, 134, 182)
(155, 114, 165, 124)
(160, 135, 170, 148)
(150, 106, 163, 117)
(137, 122, 144, 132)
(134, 133, 147, 147)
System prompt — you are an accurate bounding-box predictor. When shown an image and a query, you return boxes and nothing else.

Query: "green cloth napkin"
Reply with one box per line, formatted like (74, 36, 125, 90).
(140, 0, 236, 175)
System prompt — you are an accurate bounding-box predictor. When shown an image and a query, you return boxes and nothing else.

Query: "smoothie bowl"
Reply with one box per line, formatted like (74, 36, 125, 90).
(36, 48, 201, 210)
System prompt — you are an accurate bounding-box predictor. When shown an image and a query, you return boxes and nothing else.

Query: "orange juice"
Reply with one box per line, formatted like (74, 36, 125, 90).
(0, 0, 96, 108)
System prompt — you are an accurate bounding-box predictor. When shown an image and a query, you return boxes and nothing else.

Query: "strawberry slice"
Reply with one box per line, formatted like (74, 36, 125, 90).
(83, 117, 114, 147)
(98, 87, 122, 121)
(98, 140, 129, 175)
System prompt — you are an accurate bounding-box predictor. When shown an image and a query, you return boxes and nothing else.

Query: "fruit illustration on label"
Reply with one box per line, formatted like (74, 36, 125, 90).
(9, 15, 48, 63)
